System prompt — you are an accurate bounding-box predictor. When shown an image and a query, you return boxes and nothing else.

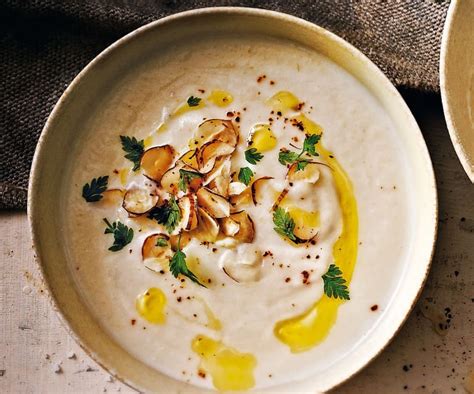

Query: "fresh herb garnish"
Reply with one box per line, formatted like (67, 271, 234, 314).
(120, 135, 144, 171)
(302, 134, 321, 156)
(272, 207, 309, 244)
(278, 134, 321, 171)
(147, 196, 181, 233)
(103, 218, 134, 251)
(245, 148, 264, 165)
(238, 167, 254, 186)
(82, 176, 108, 202)
(322, 264, 350, 300)
(187, 96, 202, 107)
(155, 237, 168, 247)
(178, 169, 204, 192)
(169, 234, 206, 287)
(273, 207, 297, 242)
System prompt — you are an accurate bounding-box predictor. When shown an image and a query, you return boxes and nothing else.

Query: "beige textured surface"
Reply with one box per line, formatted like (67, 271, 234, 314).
(1, 92, 473, 393)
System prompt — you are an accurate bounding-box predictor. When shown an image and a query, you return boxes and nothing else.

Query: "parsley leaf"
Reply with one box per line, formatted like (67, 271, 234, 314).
(245, 148, 264, 165)
(169, 235, 206, 287)
(278, 150, 299, 166)
(155, 237, 168, 247)
(272, 207, 297, 242)
(120, 136, 144, 171)
(322, 264, 350, 300)
(238, 167, 254, 186)
(82, 176, 108, 202)
(178, 169, 203, 192)
(278, 134, 321, 171)
(103, 218, 134, 252)
(147, 196, 181, 233)
(187, 96, 201, 107)
(296, 160, 310, 171)
(302, 134, 321, 156)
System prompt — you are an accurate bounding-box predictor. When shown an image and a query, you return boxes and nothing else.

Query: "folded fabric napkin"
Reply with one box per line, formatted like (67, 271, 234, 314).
(0, 0, 449, 209)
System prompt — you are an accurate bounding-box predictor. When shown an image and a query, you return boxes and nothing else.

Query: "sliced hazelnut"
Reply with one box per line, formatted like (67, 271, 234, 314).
(123, 187, 159, 215)
(219, 216, 240, 237)
(178, 194, 199, 231)
(190, 207, 220, 242)
(230, 211, 255, 243)
(196, 188, 231, 218)
(141, 145, 175, 182)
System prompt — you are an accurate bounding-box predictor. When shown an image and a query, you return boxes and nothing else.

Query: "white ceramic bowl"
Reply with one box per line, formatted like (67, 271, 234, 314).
(28, 8, 437, 392)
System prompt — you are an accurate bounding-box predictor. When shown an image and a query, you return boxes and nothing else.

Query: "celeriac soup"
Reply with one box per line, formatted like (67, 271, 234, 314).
(64, 35, 412, 391)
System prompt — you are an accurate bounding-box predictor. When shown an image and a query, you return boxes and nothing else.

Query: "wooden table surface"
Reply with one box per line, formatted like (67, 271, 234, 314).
(1, 91, 473, 393)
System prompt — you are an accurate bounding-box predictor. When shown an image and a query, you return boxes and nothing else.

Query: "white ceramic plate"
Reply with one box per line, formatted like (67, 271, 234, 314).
(28, 8, 437, 392)
(440, 0, 474, 182)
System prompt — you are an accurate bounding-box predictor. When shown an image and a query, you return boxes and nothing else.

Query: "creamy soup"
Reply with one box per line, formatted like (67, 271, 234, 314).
(63, 35, 412, 391)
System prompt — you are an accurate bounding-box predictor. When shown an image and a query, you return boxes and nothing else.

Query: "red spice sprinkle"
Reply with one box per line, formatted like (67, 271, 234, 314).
(198, 370, 206, 379)
(263, 250, 273, 257)
(301, 270, 310, 284)
(177, 297, 182, 302)
(113, 169, 119, 174)
(198, 89, 205, 93)
(270, 80, 275, 85)
(131, 319, 136, 325)
(212, 248, 217, 253)
(257, 75, 267, 83)
(371, 305, 379, 311)
(226, 111, 234, 117)
(235, 116, 240, 122)
(277, 111, 282, 116)
(285, 277, 291, 283)
(296, 102, 305, 110)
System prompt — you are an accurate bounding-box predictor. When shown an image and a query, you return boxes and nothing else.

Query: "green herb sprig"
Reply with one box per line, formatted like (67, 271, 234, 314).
(238, 167, 254, 186)
(82, 176, 108, 202)
(278, 134, 321, 171)
(272, 207, 307, 244)
(245, 148, 264, 165)
(187, 96, 202, 107)
(103, 218, 134, 251)
(322, 264, 350, 300)
(169, 235, 206, 287)
(120, 136, 144, 171)
(147, 196, 181, 233)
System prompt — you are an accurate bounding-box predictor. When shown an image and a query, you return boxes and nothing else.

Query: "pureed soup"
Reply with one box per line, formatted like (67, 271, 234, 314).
(64, 35, 413, 391)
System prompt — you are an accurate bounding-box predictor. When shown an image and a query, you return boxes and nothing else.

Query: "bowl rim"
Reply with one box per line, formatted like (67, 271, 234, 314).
(28, 6, 438, 392)
(439, 0, 474, 183)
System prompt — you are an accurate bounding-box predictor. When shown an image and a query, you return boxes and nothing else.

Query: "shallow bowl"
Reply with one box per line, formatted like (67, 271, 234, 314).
(28, 7, 437, 392)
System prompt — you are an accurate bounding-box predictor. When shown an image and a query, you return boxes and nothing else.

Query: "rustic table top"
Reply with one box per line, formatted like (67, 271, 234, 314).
(1, 90, 473, 393)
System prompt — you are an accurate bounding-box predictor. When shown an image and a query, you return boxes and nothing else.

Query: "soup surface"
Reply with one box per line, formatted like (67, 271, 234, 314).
(64, 35, 413, 391)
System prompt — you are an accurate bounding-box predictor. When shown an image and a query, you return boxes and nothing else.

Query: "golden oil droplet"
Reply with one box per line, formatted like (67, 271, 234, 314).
(136, 287, 166, 324)
(207, 90, 233, 107)
(192, 335, 256, 391)
(119, 168, 129, 186)
(266, 91, 300, 113)
(248, 123, 277, 152)
(291, 113, 323, 135)
(143, 135, 153, 149)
